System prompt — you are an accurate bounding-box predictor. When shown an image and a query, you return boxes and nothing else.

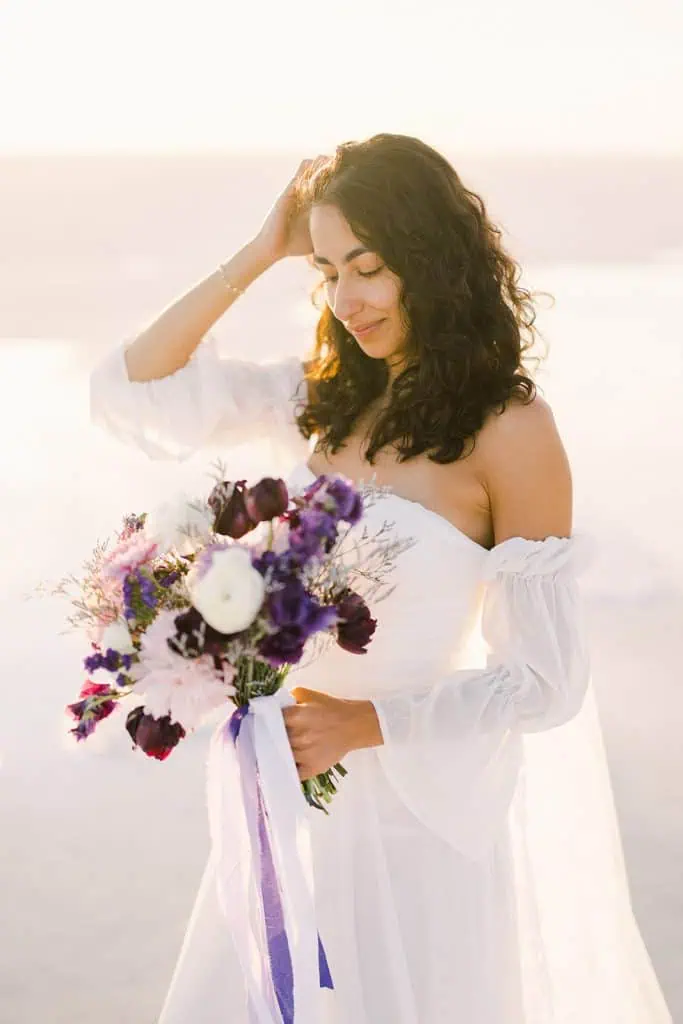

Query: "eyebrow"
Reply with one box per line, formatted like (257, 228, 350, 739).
(311, 246, 372, 267)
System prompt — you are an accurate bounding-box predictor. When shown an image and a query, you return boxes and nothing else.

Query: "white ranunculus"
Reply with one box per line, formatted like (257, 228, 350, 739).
(100, 617, 136, 654)
(145, 491, 214, 555)
(187, 545, 265, 634)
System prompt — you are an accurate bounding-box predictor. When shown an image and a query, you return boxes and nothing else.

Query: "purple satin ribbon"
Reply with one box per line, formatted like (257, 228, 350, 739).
(228, 703, 333, 1023)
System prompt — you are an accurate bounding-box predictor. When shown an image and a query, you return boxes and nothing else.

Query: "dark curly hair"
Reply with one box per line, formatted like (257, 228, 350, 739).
(292, 133, 549, 465)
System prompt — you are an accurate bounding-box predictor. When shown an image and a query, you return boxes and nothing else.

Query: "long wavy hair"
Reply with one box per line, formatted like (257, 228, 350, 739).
(293, 133, 549, 465)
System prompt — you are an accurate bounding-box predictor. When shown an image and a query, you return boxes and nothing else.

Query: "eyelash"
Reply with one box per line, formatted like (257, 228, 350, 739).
(324, 267, 382, 285)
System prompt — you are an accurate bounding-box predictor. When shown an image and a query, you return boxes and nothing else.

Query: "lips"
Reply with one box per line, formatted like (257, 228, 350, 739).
(350, 319, 385, 337)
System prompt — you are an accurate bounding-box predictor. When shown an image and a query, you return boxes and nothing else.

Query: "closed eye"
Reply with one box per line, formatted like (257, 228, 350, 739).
(324, 267, 383, 284)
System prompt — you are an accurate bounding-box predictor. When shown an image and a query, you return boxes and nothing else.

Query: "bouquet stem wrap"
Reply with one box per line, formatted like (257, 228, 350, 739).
(207, 690, 333, 1023)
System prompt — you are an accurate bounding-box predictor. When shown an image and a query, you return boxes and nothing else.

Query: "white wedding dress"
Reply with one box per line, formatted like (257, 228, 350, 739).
(90, 333, 672, 1023)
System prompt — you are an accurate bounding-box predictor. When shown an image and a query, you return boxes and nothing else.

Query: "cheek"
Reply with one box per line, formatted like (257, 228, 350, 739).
(371, 277, 402, 315)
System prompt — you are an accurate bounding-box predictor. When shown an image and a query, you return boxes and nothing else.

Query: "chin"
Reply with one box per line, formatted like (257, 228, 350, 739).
(355, 334, 404, 362)
(357, 343, 393, 360)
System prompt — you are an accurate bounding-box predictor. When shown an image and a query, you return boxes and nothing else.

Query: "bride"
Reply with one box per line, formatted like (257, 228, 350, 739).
(89, 135, 672, 1022)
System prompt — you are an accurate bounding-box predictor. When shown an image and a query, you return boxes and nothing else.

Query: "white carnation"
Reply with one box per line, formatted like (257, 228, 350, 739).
(129, 609, 236, 730)
(145, 491, 214, 556)
(187, 545, 265, 634)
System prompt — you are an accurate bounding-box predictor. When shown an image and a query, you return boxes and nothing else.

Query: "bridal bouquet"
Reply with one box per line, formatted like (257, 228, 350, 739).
(37, 465, 412, 1020)
(45, 466, 409, 810)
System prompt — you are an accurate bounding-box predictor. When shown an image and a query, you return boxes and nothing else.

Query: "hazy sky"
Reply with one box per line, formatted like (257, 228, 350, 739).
(1, 0, 681, 154)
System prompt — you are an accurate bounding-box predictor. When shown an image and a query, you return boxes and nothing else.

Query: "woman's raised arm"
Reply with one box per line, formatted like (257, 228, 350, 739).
(89, 158, 325, 461)
(123, 240, 276, 383)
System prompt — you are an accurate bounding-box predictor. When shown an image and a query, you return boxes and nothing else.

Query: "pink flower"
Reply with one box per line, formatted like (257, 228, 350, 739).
(101, 534, 159, 583)
(129, 609, 236, 730)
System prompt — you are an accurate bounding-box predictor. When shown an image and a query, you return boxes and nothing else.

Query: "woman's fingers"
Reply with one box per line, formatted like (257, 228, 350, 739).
(282, 705, 311, 753)
(282, 704, 305, 731)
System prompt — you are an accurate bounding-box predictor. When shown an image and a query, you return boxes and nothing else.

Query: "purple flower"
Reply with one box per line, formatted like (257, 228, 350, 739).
(252, 548, 278, 575)
(68, 713, 97, 741)
(258, 625, 307, 666)
(258, 576, 337, 665)
(208, 480, 256, 539)
(154, 568, 180, 588)
(84, 647, 126, 674)
(288, 508, 338, 562)
(121, 569, 159, 624)
(86, 647, 133, 675)
(245, 477, 289, 523)
(335, 590, 377, 655)
(125, 706, 186, 761)
(267, 578, 337, 635)
(301, 475, 329, 500)
(325, 478, 363, 525)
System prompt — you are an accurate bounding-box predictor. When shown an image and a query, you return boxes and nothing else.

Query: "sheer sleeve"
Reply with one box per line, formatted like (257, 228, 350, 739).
(89, 332, 308, 462)
(370, 535, 593, 861)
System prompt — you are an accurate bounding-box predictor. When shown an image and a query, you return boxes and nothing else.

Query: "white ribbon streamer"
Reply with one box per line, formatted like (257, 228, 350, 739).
(206, 690, 323, 1023)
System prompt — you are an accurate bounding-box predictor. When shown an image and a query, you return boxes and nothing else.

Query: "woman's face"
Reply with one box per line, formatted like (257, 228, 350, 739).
(309, 204, 407, 369)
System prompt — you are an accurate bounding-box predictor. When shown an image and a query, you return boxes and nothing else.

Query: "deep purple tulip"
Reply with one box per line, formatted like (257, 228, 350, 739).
(208, 480, 256, 539)
(335, 590, 377, 655)
(245, 477, 289, 523)
(125, 706, 186, 761)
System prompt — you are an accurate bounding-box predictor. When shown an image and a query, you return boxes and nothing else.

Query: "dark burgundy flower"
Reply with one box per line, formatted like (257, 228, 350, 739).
(208, 479, 256, 539)
(335, 590, 377, 655)
(125, 706, 186, 761)
(245, 477, 289, 523)
(168, 606, 236, 659)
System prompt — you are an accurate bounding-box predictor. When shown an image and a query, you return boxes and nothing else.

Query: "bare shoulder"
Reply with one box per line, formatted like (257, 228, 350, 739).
(476, 392, 573, 545)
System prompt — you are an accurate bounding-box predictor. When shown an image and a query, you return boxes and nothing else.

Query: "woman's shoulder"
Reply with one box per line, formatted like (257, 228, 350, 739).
(475, 391, 573, 544)
(475, 391, 562, 462)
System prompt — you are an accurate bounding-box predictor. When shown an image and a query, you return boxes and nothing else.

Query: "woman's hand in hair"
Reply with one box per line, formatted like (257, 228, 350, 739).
(252, 156, 327, 264)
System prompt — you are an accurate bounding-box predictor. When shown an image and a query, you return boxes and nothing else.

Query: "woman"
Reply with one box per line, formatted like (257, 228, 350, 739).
(90, 135, 672, 1022)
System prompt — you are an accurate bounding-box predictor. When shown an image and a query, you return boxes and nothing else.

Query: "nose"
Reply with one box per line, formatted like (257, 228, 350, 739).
(330, 276, 364, 323)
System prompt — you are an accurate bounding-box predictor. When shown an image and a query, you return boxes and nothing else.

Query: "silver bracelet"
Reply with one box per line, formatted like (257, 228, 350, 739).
(218, 262, 246, 299)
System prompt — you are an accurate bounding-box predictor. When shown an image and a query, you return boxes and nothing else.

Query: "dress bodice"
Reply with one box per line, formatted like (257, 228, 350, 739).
(285, 461, 489, 699)
(92, 338, 672, 1024)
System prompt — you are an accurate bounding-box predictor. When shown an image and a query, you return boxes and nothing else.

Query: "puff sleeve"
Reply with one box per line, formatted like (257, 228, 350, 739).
(89, 333, 308, 462)
(370, 535, 593, 861)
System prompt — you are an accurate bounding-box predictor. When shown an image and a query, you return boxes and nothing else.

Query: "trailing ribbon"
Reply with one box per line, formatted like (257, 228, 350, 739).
(207, 690, 333, 1023)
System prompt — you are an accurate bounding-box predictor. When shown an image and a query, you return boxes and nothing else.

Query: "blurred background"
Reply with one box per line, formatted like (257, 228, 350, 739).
(1, 1, 681, 1021)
